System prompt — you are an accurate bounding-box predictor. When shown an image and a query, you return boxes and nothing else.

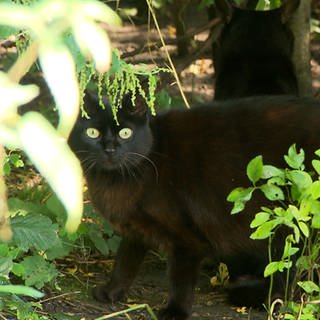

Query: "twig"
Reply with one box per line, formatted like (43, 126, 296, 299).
(267, 298, 283, 320)
(306, 299, 320, 305)
(0, 313, 8, 320)
(145, 0, 190, 108)
(175, 21, 225, 74)
(39, 291, 81, 303)
(121, 17, 223, 61)
(94, 304, 158, 320)
(297, 293, 306, 320)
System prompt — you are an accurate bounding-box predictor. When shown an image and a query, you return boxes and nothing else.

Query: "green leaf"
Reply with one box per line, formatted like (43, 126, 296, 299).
(11, 214, 60, 252)
(296, 255, 312, 270)
(310, 180, 320, 199)
(0, 25, 17, 37)
(88, 224, 109, 255)
(312, 160, 320, 175)
(107, 235, 121, 253)
(297, 281, 320, 294)
(8, 153, 23, 167)
(12, 262, 25, 277)
(312, 212, 320, 228)
(0, 257, 13, 276)
(264, 261, 280, 277)
(228, 187, 254, 214)
(315, 148, 320, 158)
(250, 220, 276, 239)
(0, 284, 44, 298)
(262, 165, 285, 179)
(46, 194, 67, 223)
(0, 71, 39, 124)
(155, 89, 172, 110)
(0, 3, 35, 30)
(38, 40, 79, 139)
(3, 161, 11, 175)
(267, 176, 286, 186)
(250, 212, 270, 228)
(274, 207, 286, 217)
(8, 197, 50, 218)
(246, 155, 263, 184)
(284, 144, 305, 170)
(292, 224, 301, 243)
(227, 187, 254, 202)
(64, 33, 87, 73)
(230, 201, 245, 214)
(20, 255, 58, 289)
(72, 18, 112, 73)
(286, 205, 300, 220)
(76, 0, 122, 26)
(287, 170, 313, 190)
(260, 184, 284, 201)
(45, 239, 74, 261)
(17, 112, 83, 233)
(298, 221, 309, 237)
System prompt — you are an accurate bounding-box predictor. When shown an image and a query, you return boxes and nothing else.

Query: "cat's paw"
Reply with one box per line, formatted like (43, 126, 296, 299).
(158, 305, 190, 320)
(93, 284, 125, 303)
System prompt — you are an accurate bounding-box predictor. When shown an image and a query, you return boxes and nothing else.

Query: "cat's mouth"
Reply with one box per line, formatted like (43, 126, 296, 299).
(102, 159, 121, 170)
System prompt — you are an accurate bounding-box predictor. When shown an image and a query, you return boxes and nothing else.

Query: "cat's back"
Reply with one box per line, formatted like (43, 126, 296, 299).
(155, 95, 320, 136)
(152, 95, 320, 175)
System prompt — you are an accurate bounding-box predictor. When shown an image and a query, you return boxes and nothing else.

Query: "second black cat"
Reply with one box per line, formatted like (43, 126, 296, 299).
(69, 94, 320, 320)
(211, 0, 300, 99)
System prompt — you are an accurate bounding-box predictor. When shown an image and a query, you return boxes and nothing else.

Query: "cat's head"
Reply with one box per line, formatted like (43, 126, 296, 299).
(68, 92, 153, 174)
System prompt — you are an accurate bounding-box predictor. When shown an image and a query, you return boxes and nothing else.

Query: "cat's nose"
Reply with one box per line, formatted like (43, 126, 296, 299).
(105, 147, 116, 154)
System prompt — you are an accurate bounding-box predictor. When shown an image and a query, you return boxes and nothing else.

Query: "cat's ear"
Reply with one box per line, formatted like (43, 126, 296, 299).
(82, 90, 98, 115)
(122, 78, 150, 117)
(122, 92, 149, 117)
(82, 90, 108, 116)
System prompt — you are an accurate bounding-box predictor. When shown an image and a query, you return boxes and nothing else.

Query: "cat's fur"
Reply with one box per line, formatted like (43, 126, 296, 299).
(69, 94, 320, 320)
(211, 0, 300, 99)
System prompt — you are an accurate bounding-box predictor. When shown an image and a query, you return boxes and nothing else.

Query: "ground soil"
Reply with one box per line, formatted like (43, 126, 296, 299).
(1, 3, 320, 320)
(40, 252, 268, 320)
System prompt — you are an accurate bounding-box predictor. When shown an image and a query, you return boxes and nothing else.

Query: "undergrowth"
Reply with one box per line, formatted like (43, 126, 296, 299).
(228, 144, 320, 320)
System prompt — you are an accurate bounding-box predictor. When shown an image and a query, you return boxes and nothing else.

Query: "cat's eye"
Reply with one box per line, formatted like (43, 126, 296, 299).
(119, 128, 133, 139)
(86, 128, 100, 139)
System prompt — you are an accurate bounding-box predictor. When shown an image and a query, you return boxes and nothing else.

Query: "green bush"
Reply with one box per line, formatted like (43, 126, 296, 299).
(228, 144, 320, 319)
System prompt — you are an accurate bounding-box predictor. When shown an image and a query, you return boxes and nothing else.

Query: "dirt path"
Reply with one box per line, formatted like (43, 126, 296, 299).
(42, 253, 268, 319)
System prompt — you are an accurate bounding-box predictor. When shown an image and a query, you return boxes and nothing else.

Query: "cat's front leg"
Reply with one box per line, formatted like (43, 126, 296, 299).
(93, 236, 148, 303)
(158, 247, 203, 320)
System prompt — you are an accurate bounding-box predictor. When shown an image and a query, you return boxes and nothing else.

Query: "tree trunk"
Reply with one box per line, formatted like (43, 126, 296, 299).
(289, 0, 313, 96)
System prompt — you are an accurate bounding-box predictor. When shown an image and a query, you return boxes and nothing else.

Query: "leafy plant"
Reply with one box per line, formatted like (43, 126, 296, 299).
(3, 150, 24, 176)
(227, 144, 320, 319)
(0, 188, 121, 318)
(79, 50, 171, 122)
(0, 0, 121, 241)
(0, 0, 122, 318)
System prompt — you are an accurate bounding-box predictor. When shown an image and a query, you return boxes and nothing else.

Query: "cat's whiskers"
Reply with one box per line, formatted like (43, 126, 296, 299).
(121, 161, 139, 183)
(127, 152, 159, 183)
(80, 155, 98, 174)
(122, 157, 143, 183)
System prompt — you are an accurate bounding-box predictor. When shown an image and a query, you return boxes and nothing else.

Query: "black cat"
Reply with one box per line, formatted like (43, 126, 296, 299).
(211, 0, 300, 99)
(69, 94, 320, 320)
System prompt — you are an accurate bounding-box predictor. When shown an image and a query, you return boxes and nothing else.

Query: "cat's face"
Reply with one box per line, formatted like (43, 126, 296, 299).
(68, 93, 153, 173)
